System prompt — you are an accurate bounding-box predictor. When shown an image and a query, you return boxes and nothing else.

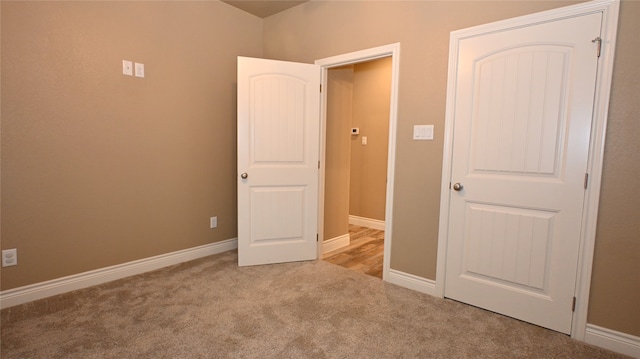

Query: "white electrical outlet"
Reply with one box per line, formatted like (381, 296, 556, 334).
(210, 216, 218, 229)
(2, 249, 17, 267)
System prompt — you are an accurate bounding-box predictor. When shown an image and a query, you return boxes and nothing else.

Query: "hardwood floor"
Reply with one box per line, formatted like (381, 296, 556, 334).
(323, 225, 384, 278)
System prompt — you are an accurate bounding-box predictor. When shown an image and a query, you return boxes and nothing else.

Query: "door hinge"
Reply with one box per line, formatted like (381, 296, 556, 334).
(318, 160, 320, 169)
(592, 37, 602, 58)
(584, 173, 589, 189)
(320, 84, 322, 92)
(572, 297, 577, 312)
(316, 234, 319, 242)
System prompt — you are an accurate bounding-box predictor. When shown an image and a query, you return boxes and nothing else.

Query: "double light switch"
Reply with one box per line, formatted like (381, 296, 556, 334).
(413, 125, 434, 140)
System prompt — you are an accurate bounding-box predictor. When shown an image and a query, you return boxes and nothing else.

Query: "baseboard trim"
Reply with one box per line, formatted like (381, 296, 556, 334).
(584, 324, 640, 358)
(0, 238, 238, 309)
(349, 215, 385, 230)
(323, 234, 350, 254)
(386, 269, 437, 297)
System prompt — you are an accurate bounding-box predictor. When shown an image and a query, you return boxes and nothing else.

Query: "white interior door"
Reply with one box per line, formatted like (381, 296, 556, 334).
(237, 57, 321, 266)
(444, 13, 602, 334)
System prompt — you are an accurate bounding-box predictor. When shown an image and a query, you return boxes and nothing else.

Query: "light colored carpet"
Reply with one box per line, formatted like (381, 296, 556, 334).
(1, 250, 629, 358)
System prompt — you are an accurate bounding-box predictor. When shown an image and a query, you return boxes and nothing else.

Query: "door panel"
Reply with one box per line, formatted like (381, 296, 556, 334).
(445, 13, 602, 334)
(472, 45, 570, 175)
(251, 75, 306, 163)
(237, 57, 321, 266)
(463, 203, 555, 292)
(251, 187, 305, 242)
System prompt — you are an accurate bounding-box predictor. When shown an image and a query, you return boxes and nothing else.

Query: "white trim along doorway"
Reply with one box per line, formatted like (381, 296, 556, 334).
(435, 0, 619, 341)
(315, 43, 401, 281)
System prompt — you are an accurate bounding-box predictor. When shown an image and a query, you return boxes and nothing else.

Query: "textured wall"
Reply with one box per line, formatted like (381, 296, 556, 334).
(324, 66, 353, 241)
(349, 58, 391, 222)
(0, 1, 263, 289)
(587, 0, 640, 337)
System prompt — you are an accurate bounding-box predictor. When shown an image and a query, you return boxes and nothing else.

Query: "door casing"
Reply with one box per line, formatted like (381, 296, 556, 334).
(315, 43, 401, 280)
(435, 0, 620, 340)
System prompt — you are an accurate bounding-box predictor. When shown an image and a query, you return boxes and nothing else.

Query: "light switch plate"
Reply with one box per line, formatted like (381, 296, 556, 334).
(135, 62, 145, 78)
(122, 60, 133, 76)
(2, 248, 17, 267)
(413, 125, 434, 140)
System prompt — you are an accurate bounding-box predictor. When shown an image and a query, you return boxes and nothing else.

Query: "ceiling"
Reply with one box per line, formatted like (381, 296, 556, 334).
(221, 1, 309, 18)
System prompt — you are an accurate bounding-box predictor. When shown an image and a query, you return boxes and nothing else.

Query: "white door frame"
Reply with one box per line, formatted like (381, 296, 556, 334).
(315, 43, 401, 280)
(435, 0, 619, 340)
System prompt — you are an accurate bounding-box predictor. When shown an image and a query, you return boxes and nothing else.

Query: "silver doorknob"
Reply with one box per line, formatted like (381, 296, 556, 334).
(240, 173, 248, 179)
(453, 182, 463, 191)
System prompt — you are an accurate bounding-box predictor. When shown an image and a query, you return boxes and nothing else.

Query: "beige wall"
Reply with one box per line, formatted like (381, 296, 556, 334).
(0, 1, 263, 289)
(587, 0, 640, 336)
(264, 1, 639, 336)
(349, 58, 391, 221)
(1, 0, 637, 338)
(323, 66, 353, 240)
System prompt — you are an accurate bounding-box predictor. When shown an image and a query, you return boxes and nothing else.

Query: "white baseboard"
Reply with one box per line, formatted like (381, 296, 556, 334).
(386, 268, 438, 297)
(323, 233, 350, 254)
(349, 215, 385, 230)
(585, 324, 640, 358)
(0, 238, 238, 309)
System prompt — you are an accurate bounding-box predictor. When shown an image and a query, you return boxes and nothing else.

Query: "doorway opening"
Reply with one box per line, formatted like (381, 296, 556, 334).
(315, 43, 400, 281)
(321, 58, 391, 278)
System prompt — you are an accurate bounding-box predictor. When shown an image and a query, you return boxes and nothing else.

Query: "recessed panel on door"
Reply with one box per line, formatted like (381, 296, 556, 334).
(462, 203, 556, 294)
(250, 186, 305, 244)
(471, 45, 572, 177)
(251, 75, 306, 165)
